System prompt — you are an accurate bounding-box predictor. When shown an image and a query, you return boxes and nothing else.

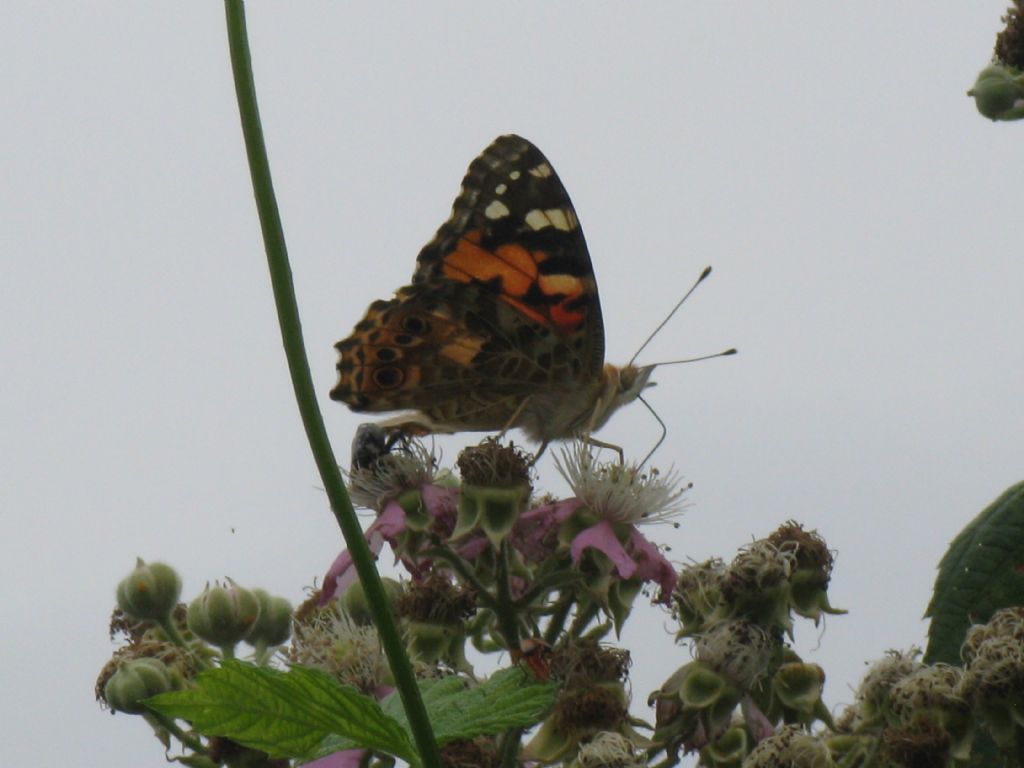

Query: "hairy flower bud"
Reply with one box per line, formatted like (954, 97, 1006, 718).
(103, 658, 177, 714)
(245, 589, 293, 648)
(968, 64, 1024, 121)
(115, 559, 181, 622)
(187, 579, 260, 651)
(343, 577, 403, 627)
(744, 724, 830, 768)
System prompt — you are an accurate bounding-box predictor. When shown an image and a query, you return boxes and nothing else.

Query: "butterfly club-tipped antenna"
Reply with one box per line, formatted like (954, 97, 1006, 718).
(627, 266, 736, 465)
(629, 265, 715, 367)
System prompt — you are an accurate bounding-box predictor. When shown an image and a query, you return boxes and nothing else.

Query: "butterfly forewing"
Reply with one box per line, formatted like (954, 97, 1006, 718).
(332, 135, 633, 442)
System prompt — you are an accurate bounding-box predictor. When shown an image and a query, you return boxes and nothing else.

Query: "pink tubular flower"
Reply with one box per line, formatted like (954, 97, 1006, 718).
(320, 482, 459, 605)
(553, 443, 687, 602)
(305, 749, 366, 768)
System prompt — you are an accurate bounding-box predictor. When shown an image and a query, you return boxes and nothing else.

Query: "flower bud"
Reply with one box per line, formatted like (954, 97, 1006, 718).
(343, 577, 403, 626)
(569, 732, 644, 768)
(855, 648, 922, 724)
(773, 662, 826, 720)
(187, 579, 260, 650)
(245, 589, 293, 647)
(699, 723, 749, 766)
(406, 620, 462, 666)
(968, 64, 1024, 121)
(524, 682, 630, 764)
(452, 440, 532, 546)
(454, 482, 531, 547)
(103, 658, 176, 714)
(744, 724, 830, 768)
(115, 559, 181, 622)
(672, 559, 726, 635)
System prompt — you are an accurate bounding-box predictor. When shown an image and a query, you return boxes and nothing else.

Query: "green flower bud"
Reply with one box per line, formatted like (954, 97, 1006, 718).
(245, 589, 293, 647)
(679, 662, 737, 710)
(855, 648, 922, 724)
(453, 482, 531, 547)
(569, 732, 644, 768)
(744, 724, 830, 768)
(103, 658, 176, 714)
(968, 64, 1024, 121)
(524, 682, 629, 765)
(673, 559, 726, 636)
(115, 559, 181, 622)
(451, 440, 532, 546)
(406, 620, 462, 665)
(788, 568, 845, 623)
(187, 579, 260, 651)
(343, 577, 403, 626)
(773, 662, 826, 718)
(700, 723, 749, 767)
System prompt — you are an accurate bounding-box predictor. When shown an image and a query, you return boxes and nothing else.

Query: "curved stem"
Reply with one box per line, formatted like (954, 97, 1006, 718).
(157, 617, 211, 670)
(144, 711, 207, 754)
(541, 594, 573, 645)
(221, 5, 439, 767)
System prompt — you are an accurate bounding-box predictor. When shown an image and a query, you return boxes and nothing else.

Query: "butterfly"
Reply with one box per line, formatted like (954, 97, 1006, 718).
(331, 134, 656, 454)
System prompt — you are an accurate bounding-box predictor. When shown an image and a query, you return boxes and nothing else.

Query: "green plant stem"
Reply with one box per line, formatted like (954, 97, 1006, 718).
(541, 594, 573, 645)
(567, 602, 601, 638)
(144, 711, 208, 754)
(157, 618, 211, 670)
(498, 726, 524, 768)
(221, 4, 440, 767)
(494, 541, 522, 653)
(426, 546, 499, 610)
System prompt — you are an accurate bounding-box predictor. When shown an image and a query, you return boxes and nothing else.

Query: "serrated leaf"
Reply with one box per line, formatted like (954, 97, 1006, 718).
(399, 667, 557, 743)
(924, 480, 1024, 665)
(147, 661, 417, 765)
(312, 668, 557, 760)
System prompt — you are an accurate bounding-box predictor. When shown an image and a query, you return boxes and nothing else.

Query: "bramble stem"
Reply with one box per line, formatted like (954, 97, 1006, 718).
(221, 4, 440, 767)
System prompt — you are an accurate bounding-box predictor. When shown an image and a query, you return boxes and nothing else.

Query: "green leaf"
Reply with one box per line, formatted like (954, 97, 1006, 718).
(147, 660, 417, 765)
(924, 481, 1024, 665)
(421, 667, 558, 743)
(313, 668, 557, 759)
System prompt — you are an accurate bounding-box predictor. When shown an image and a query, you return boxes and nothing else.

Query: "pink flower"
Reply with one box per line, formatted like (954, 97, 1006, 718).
(553, 443, 688, 602)
(305, 749, 365, 768)
(320, 485, 459, 604)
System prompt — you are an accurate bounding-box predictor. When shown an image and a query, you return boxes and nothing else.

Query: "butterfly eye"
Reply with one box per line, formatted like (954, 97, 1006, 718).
(401, 315, 430, 335)
(373, 367, 404, 389)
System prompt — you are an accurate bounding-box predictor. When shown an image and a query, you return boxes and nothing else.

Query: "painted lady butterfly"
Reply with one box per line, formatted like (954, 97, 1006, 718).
(331, 135, 655, 453)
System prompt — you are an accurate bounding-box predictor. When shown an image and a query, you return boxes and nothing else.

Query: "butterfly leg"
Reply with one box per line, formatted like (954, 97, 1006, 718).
(581, 434, 625, 465)
(497, 396, 532, 440)
(528, 440, 549, 465)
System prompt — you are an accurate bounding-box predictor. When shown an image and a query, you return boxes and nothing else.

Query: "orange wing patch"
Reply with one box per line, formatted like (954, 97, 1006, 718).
(442, 230, 588, 335)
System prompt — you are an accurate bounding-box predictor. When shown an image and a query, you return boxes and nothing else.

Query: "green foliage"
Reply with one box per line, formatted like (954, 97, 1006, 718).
(925, 480, 1024, 665)
(313, 667, 558, 760)
(148, 661, 418, 764)
(148, 661, 557, 766)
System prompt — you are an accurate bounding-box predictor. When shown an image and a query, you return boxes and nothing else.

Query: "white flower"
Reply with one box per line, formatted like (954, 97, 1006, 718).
(347, 438, 438, 510)
(554, 442, 689, 527)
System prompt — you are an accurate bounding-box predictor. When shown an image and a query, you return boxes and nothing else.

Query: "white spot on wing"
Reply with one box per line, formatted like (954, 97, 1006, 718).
(525, 209, 550, 230)
(528, 163, 553, 178)
(485, 200, 510, 220)
(495, 183, 507, 195)
(545, 208, 573, 231)
(509, 170, 521, 180)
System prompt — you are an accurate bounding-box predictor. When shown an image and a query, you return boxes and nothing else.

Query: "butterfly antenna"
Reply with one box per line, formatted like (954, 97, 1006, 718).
(650, 348, 737, 367)
(629, 266, 713, 367)
(638, 394, 667, 468)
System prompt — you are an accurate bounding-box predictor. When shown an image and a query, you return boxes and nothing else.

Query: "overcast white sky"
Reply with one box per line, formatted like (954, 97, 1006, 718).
(3, 3, 1021, 766)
